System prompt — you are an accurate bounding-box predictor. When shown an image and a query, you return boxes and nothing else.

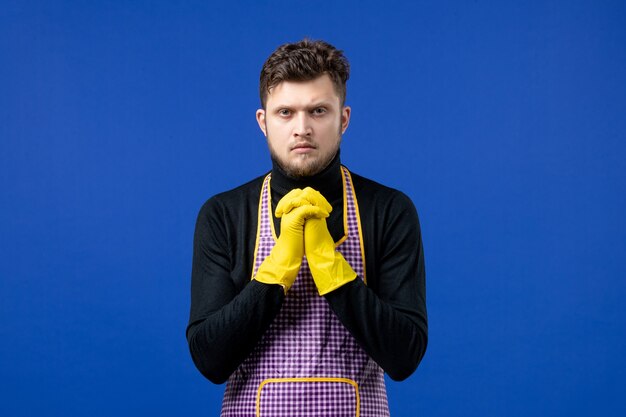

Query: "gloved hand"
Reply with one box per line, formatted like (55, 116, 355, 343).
(253, 189, 329, 293)
(274, 187, 332, 215)
(303, 194, 358, 296)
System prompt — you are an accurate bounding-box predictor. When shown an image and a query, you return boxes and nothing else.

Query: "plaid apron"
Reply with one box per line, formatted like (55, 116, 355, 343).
(220, 167, 389, 417)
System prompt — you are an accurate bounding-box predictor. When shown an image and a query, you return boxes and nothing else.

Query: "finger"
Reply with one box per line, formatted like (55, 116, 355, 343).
(275, 188, 303, 217)
(289, 204, 330, 220)
(301, 187, 333, 213)
(276, 195, 319, 217)
(276, 188, 333, 217)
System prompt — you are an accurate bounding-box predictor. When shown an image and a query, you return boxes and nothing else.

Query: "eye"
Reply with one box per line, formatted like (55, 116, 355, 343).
(312, 107, 327, 115)
(278, 109, 291, 117)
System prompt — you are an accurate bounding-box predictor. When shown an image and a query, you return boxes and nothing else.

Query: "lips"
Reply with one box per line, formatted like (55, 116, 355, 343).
(292, 142, 316, 151)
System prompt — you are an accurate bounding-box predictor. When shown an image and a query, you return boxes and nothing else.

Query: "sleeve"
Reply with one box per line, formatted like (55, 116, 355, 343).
(324, 191, 428, 381)
(185, 197, 285, 384)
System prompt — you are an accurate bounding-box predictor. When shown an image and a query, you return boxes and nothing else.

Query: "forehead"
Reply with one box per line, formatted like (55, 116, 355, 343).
(266, 74, 341, 108)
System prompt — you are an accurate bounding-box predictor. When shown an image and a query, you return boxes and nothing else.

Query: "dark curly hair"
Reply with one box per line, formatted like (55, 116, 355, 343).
(259, 39, 350, 108)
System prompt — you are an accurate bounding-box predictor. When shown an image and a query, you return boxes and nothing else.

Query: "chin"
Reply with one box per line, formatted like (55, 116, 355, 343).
(270, 146, 337, 179)
(277, 158, 321, 179)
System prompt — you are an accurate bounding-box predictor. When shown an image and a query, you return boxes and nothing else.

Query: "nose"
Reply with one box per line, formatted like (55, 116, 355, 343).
(293, 112, 312, 137)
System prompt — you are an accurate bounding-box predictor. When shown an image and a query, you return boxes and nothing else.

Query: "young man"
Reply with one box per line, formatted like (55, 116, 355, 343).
(187, 39, 427, 416)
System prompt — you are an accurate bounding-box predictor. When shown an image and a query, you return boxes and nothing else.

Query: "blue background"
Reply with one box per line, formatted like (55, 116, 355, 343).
(1, 1, 625, 416)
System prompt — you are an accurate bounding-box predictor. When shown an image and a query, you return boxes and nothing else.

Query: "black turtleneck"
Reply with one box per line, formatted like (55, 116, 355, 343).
(186, 153, 427, 384)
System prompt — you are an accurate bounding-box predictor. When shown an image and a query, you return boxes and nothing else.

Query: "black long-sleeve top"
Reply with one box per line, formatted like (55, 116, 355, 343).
(186, 153, 427, 384)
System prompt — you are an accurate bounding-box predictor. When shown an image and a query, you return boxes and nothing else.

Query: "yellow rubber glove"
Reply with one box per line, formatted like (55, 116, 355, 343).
(254, 189, 329, 293)
(304, 206, 358, 297)
(275, 187, 332, 215)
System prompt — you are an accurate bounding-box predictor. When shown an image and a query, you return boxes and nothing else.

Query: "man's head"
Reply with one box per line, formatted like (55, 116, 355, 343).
(256, 39, 351, 179)
(259, 39, 350, 109)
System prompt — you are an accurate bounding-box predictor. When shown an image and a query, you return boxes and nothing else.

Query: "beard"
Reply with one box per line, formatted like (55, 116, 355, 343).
(269, 145, 339, 179)
(267, 124, 343, 179)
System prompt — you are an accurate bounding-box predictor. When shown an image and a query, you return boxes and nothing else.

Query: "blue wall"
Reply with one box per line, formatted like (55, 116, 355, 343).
(1, 1, 625, 416)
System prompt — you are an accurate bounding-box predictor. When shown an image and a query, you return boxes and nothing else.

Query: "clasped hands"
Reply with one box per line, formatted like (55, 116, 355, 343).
(253, 187, 357, 295)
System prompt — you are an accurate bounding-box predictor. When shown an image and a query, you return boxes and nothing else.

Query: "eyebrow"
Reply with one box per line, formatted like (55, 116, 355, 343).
(271, 101, 334, 110)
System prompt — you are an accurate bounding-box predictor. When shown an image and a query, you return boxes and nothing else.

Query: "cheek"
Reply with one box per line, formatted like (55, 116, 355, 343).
(267, 120, 290, 137)
(266, 126, 291, 154)
(322, 119, 342, 138)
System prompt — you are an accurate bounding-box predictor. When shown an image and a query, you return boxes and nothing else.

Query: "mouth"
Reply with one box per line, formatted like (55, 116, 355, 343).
(291, 142, 317, 153)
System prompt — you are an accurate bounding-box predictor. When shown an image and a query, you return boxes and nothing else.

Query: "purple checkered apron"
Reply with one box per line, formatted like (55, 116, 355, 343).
(220, 167, 389, 417)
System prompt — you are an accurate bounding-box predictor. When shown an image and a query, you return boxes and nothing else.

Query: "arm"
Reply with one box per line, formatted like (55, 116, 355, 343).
(186, 197, 285, 384)
(324, 191, 428, 381)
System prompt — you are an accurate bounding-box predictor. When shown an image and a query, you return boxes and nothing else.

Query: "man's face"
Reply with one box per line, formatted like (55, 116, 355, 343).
(256, 74, 351, 178)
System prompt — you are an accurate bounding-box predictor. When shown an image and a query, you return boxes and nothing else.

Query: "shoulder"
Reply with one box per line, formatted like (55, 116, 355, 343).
(348, 169, 417, 214)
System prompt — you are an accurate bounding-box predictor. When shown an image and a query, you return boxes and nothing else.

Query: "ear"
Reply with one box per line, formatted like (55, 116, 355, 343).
(341, 106, 351, 134)
(256, 109, 267, 137)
